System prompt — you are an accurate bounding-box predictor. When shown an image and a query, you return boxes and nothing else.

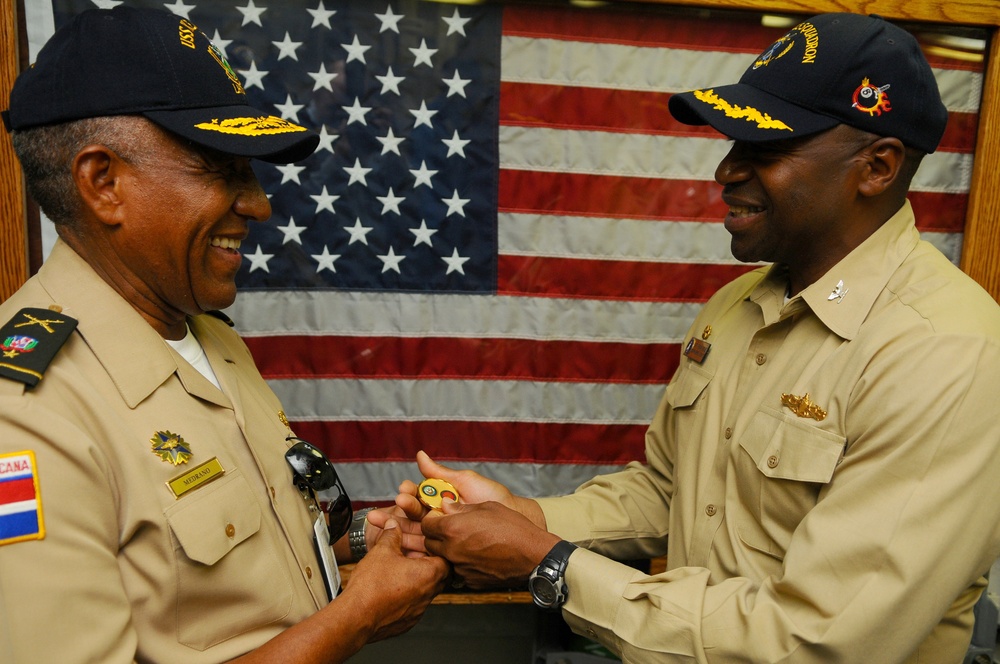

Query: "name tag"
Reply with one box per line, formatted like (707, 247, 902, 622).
(167, 457, 225, 498)
(314, 515, 341, 601)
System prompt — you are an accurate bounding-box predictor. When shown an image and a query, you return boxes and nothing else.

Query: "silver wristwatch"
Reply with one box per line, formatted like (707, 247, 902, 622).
(348, 507, 374, 561)
(528, 540, 578, 609)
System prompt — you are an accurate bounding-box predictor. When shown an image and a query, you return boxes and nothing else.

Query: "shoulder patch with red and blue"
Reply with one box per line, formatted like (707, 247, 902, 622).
(0, 307, 77, 388)
(0, 450, 45, 546)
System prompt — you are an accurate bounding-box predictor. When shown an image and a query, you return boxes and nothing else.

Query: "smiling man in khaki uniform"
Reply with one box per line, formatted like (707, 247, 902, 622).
(0, 7, 447, 663)
(386, 13, 1000, 663)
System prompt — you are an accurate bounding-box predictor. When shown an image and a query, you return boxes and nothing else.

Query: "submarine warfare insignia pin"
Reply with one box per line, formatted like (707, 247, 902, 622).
(150, 431, 193, 466)
(780, 393, 827, 422)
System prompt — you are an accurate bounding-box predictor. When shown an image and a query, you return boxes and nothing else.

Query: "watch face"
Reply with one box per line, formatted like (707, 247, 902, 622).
(530, 576, 558, 605)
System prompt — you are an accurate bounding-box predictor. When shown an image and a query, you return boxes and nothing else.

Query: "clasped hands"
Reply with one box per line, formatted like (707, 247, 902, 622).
(366, 451, 561, 589)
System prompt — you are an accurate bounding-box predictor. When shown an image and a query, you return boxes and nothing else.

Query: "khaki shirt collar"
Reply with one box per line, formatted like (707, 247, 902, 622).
(37, 239, 184, 408)
(751, 200, 920, 341)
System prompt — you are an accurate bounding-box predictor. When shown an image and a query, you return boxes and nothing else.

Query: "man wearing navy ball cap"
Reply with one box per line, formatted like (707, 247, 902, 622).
(0, 6, 447, 662)
(394, 13, 1000, 662)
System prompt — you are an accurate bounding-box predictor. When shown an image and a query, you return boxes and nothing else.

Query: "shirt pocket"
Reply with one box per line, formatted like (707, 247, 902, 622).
(735, 407, 846, 560)
(665, 363, 713, 410)
(165, 470, 293, 650)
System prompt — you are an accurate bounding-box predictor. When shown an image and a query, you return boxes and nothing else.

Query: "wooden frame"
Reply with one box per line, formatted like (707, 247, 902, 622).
(2, 0, 999, 303)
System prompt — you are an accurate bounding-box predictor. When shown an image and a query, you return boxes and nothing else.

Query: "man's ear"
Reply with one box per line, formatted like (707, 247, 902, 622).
(72, 145, 127, 226)
(857, 137, 905, 198)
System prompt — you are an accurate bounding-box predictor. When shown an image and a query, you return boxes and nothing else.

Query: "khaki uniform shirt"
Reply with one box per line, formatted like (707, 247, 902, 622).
(539, 202, 1000, 663)
(0, 241, 329, 663)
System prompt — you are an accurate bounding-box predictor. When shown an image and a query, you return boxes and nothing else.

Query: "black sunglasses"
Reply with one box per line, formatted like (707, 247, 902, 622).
(284, 437, 353, 542)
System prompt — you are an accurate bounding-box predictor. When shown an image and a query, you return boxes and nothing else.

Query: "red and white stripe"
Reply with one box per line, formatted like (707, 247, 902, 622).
(229, 5, 983, 502)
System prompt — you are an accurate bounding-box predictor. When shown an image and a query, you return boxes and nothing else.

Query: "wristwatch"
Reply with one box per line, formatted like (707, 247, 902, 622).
(348, 507, 374, 561)
(528, 540, 578, 610)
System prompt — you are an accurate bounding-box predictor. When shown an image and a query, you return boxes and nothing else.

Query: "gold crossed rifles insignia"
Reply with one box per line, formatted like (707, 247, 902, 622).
(14, 313, 66, 334)
(780, 392, 827, 421)
(0, 307, 77, 388)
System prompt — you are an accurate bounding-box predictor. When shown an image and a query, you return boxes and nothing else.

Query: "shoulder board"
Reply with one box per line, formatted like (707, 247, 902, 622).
(0, 307, 78, 388)
(205, 310, 235, 327)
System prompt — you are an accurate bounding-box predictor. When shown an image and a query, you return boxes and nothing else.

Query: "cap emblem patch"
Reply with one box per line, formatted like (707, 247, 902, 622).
(851, 78, 891, 116)
(753, 21, 819, 70)
(208, 42, 246, 96)
(692, 89, 792, 132)
(194, 115, 309, 137)
(754, 36, 794, 69)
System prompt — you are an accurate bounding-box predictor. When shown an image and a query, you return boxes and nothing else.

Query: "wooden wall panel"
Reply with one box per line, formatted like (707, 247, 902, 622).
(1, 1, 27, 302)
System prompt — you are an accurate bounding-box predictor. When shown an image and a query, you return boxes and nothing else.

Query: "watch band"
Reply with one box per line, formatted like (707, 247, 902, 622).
(543, 540, 577, 576)
(348, 507, 374, 562)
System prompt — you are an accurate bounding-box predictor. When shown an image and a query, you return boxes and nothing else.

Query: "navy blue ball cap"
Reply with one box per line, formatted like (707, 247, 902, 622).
(4, 6, 318, 164)
(668, 13, 949, 154)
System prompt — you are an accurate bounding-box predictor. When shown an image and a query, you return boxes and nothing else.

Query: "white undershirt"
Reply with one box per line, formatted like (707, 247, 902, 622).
(165, 325, 222, 390)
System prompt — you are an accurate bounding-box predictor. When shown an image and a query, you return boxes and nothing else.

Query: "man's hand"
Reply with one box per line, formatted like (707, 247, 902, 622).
(394, 451, 545, 524)
(361, 506, 429, 558)
(339, 519, 450, 643)
(420, 500, 560, 589)
(369, 452, 551, 560)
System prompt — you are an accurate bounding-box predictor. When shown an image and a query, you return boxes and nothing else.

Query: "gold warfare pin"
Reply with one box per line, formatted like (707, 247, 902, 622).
(780, 393, 828, 421)
(150, 431, 193, 465)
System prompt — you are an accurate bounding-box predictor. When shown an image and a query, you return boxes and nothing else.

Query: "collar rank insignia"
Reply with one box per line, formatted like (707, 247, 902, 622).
(0, 307, 77, 388)
(828, 280, 849, 304)
(683, 325, 713, 365)
(151, 431, 193, 466)
(780, 392, 828, 421)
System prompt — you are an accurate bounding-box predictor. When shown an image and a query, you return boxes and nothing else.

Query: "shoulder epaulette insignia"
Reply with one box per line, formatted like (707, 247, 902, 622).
(205, 310, 235, 327)
(0, 307, 77, 388)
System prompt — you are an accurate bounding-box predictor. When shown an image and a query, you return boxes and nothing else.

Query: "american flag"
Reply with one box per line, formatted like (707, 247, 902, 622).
(38, 0, 983, 503)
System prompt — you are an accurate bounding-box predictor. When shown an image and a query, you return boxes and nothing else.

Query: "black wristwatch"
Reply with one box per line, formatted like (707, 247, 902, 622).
(528, 540, 578, 610)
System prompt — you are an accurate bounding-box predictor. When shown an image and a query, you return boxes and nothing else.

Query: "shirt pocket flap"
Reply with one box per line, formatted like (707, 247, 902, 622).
(665, 363, 713, 409)
(740, 408, 845, 484)
(166, 471, 262, 565)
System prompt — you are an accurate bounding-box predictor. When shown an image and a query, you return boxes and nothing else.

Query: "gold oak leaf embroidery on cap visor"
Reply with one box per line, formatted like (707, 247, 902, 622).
(194, 115, 309, 136)
(692, 89, 793, 132)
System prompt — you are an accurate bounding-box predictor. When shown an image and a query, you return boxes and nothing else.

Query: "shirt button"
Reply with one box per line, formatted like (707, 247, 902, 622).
(269, 486, 276, 499)
(724, 427, 733, 439)
(767, 455, 779, 468)
(705, 504, 717, 516)
(225, 523, 236, 538)
(755, 353, 767, 365)
(306, 566, 313, 579)
(586, 627, 598, 638)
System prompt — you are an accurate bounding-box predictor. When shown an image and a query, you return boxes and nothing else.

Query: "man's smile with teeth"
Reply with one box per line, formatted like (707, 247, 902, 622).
(210, 237, 241, 250)
(729, 205, 764, 217)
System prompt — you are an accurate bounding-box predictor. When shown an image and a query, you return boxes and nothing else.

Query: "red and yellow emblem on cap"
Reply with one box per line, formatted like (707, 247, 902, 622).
(851, 77, 891, 116)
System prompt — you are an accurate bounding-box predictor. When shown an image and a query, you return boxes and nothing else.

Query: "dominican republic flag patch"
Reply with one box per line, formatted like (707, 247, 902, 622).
(0, 451, 45, 546)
